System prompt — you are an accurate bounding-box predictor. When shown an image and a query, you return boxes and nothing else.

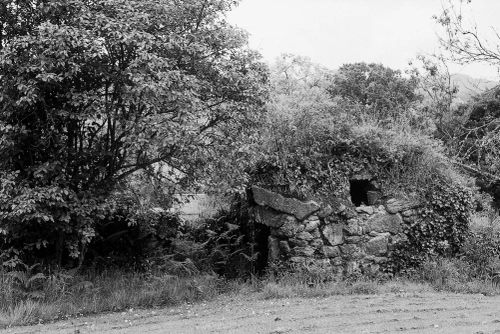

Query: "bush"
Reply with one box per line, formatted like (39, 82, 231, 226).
(390, 181, 473, 272)
(179, 197, 263, 278)
(252, 105, 471, 203)
(460, 213, 500, 279)
(0, 268, 221, 327)
(87, 198, 182, 271)
(0, 0, 268, 270)
(415, 257, 500, 295)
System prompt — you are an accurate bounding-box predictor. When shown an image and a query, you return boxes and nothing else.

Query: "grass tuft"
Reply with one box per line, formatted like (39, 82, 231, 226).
(0, 270, 221, 328)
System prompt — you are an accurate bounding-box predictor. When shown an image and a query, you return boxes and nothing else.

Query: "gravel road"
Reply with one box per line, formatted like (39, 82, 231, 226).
(5, 292, 500, 334)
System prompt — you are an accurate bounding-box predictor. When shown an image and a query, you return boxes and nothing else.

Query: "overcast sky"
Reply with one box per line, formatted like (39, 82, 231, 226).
(228, 0, 500, 80)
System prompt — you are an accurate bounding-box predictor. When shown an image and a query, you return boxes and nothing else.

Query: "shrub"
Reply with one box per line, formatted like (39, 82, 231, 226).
(390, 181, 473, 272)
(87, 203, 182, 271)
(179, 198, 262, 278)
(0, 268, 221, 327)
(415, 256, 500, 295)
(418, 257, 466, 289)
(460, 213, 500, 279)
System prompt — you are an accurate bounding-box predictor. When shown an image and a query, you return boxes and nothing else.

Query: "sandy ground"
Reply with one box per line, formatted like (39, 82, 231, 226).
(5, 292, 500, 334)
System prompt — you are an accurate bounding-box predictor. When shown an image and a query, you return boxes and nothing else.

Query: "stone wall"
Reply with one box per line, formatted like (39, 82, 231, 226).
(249, 186, 420, 278)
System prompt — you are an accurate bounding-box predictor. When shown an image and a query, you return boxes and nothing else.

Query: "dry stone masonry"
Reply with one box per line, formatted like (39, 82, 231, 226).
(249, 186, 420, 278)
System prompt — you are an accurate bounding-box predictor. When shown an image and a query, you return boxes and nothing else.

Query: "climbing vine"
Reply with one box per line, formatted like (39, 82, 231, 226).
(390, 181, 473, 272)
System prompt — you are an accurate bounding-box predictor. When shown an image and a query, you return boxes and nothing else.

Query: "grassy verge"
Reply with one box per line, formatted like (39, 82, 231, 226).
(3, 260, 500, 328)
(0, 270, 221, 328)
(258, 278, 434, 300)
(257, 274, 500, 301)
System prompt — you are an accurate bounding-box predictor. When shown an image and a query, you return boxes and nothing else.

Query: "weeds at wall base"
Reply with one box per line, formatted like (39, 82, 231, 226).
(3, 260, 500, 329)
(0, 271, 221, 328)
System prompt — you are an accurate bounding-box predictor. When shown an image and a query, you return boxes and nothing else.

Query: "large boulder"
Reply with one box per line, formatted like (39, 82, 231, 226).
(364, 213, 403, 234)
(365, 234, 390, 256)
(274, 215, 302, 238)
(343, 219, 362, 236)
(317, 205, 334, 218)
(305, 219, 320, 232)
(296, 231, 314, 241)
(322, 224, 344, 246)
(252, 206, 287, 228)
(355, 205, 374, 215)
(340, 244, 364, 259)
(251, 186, 320, 220)
(322, 246, 341, 258)
(384, 199, 420, 214)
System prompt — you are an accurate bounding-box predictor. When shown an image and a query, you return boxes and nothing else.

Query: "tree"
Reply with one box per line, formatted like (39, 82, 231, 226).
(268, 54, 335, 129)
(436, 0, 500, 205)
(329, 62, 421, 119)
(409, 55, 461, 136)
(437, 0, 500, 69)
(0, 0, 268, 266)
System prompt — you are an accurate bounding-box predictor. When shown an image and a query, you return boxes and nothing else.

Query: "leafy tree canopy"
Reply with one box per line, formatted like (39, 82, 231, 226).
(329, 62, 421, 119)
(0, 0, 268, 265)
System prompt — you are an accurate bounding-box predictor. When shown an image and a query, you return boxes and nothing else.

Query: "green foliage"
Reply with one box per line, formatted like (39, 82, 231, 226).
(460, 214, 500, 279)
(409, 55, 460, 135)
(329, 62, 421, 119)
(435, 0, 500, 205)
(418, 257, 469, 289)
(266, 259, 340, 286)
(415, 257, 500, 295)
(391, 182, 473, 272)
(433, 83, 500, 208)
(0, 268, 221, 327)
(0, 170, 105, 267)
(447, 88, 500, 177)
(421, 183, 473, 253)
(251, 112, 467, 206)
(253, 57, 466, 204)
(179, 198, 262, 278)
(7, 263, 47, 301)
(88, 196, 182, 271)
(0, 0, 268, 266)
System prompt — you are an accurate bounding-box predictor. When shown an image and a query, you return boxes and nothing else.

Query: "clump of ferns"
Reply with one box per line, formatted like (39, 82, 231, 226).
(7, 263, 47, 300)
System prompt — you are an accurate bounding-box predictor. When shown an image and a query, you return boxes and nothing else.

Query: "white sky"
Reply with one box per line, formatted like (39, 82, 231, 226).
(228, 0, 500, 80)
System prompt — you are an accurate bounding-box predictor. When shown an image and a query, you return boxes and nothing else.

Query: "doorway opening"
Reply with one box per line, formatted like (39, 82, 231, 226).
(252, 223, 270, 274)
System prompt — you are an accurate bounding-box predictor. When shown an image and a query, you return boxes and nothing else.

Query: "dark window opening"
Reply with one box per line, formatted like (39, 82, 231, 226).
(350, 179, 374, 206)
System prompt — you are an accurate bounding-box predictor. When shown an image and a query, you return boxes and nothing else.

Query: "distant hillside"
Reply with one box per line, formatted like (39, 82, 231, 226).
(450, 73, 497, 103)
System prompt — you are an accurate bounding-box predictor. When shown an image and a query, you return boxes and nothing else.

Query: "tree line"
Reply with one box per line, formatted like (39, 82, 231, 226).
(0, 0, 498, 269)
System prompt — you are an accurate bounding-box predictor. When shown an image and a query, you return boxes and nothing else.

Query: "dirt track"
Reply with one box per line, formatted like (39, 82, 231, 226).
(6, 292, 500, 334)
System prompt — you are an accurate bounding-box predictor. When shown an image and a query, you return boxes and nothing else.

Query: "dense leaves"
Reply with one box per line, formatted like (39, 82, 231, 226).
(435, 0, 500, 206)
(329, 62, 421, 119)
(251, 57, 465, 205)
(391, 182, 473, 272)
(0, 0, 268, 266)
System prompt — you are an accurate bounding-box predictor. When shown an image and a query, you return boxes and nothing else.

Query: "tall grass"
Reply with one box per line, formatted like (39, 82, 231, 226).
(259, 273, 433, 300)
(0, 269, 220, 328)
(408, 210, 500, 296)
(417, 257, 500, 296)
(4, 209, 500, 329)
